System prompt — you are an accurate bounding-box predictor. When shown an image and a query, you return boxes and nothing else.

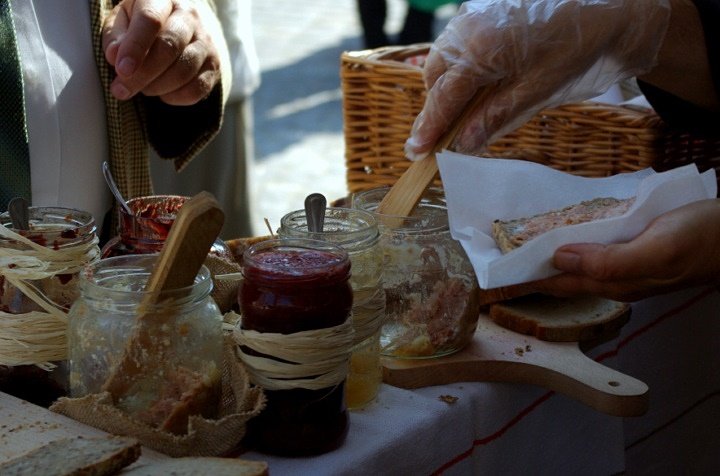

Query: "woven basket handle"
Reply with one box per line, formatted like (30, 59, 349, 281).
(377, 88, 490, 216)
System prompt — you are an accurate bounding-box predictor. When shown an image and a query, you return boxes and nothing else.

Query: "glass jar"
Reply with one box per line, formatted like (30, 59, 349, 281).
(353, 187, 480, 359)
(0, 207, 98, 407)
(101, 195, 232, 261)
(67, 254, 223, 433)
(237, 238, 353, 456)
(279, 207, 384, 410)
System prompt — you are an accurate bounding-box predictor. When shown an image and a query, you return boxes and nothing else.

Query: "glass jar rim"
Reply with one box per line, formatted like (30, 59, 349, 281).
(0, 206, 96, 246)
(80, 253, 213, 304)
(279, 207, 379, 250)
(351, 187, 449, 233)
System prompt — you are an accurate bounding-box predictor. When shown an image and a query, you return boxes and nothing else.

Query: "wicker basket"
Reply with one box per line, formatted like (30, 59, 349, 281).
(340, 44, 720, 193)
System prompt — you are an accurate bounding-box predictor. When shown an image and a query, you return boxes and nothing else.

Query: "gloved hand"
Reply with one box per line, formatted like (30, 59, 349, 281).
(404, 0, 671, 161)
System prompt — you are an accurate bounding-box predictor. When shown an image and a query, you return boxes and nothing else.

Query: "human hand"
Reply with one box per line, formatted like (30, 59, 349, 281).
(404, 0, 671, 161)
(527, 199, 720, 302)
(102, 0, 224, 105)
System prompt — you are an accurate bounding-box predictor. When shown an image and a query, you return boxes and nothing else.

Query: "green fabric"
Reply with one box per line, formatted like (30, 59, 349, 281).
(0, 0, 31, 211)
(408, 0, 457, 13)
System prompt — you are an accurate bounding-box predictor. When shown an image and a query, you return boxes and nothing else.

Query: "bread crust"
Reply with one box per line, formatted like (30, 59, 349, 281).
(489, 294, 631, 342)
(122, 456, 269, 476)
(477, 283, 537, 306)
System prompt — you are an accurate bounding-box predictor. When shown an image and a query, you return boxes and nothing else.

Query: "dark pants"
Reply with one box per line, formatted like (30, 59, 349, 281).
(357, 0, 435, 49)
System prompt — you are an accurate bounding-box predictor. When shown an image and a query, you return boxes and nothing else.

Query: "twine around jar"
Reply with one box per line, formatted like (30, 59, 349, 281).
(231, 311, 354, 391)
(351, 287, 386, 345)
(0, 225, 100, 367)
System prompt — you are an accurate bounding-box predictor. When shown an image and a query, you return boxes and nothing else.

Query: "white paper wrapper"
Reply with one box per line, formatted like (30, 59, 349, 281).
(437, 151, 717, 289)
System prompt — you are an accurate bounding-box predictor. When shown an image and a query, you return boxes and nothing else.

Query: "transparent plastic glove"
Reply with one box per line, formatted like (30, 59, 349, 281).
(404, 0, 671, 161)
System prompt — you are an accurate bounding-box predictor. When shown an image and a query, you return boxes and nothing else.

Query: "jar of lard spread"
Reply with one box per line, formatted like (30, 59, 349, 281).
(0, 207, 99, 407)
(279, 207, 384, 410)
(101, 195, 232, 260)
(352, 187, 480, 358)
(236, 238, 353, 456)
(67, 254, 223, 433)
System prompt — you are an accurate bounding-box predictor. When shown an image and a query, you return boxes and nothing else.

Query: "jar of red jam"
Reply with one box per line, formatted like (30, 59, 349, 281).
(0, 206, 99, 407)
(279, 207, 384, 410)
(101, 195, 231, 260)
(237, 238, 353, 456)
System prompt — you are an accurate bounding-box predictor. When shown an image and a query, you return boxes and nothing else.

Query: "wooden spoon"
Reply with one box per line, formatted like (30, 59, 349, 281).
(102, 191, 225, 401)
(377, 88, 491, 217)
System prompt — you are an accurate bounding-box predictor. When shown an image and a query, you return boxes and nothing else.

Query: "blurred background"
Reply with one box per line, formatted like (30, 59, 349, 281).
(249, 0, 459, 236)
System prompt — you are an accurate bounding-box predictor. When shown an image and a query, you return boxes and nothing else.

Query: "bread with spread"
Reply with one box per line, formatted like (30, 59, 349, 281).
(492, 196, 635, 253)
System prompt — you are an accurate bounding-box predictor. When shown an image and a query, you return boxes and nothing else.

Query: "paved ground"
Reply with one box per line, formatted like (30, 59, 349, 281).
(249, 0, 457, 234)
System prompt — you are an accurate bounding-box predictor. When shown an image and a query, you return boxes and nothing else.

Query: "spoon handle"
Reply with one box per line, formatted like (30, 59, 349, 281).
(8, 197, 30, 230)
(102, 161, 134, 215)
(304, 193, 327, 232)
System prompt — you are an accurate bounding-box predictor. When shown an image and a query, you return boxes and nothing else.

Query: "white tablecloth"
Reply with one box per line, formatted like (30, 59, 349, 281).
(1, 288, 716, 474)
(241, 286, 720, 474)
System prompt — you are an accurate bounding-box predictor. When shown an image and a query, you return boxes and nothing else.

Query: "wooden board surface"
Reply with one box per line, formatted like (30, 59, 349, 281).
(382, 313, 649, 417)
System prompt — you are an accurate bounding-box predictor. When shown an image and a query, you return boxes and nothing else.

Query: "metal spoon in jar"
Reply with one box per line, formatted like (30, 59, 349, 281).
(102, 161, 133, 215)
(304, 193, 326, 233)
(7, 196, 30, 230)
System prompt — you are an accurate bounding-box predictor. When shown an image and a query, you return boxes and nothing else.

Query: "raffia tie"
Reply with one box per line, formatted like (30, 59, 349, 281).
(231, 311, 354, 391)
(0, 225, 100, 367)
(351, 287, 386, 344)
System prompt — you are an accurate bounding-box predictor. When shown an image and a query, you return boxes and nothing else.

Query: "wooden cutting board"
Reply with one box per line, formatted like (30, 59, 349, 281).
(381, 313, 648, 417)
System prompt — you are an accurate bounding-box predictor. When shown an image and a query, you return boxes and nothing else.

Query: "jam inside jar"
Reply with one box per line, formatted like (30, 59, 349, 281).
(101, 195, 231, 260)
(0, 207, 98, 407)
(238, 238, 353, 456)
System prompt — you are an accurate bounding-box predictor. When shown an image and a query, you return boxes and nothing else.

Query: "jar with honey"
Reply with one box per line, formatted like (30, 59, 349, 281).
(279, 207, 384, 409)
(0, 207, 99, 407)
(236, 238, 353, 456)
(352, 187, 481, 359)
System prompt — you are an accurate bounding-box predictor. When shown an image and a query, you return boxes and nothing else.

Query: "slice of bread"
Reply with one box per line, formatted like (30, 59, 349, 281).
(478, 283, 537, 306)
(493, 197, 635, 253)
(0, 436, 141, 476)
(489, 294, 631, 342)
(123, 457, 268, 476)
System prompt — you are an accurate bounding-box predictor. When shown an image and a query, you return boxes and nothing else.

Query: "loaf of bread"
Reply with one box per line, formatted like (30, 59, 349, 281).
(123, 457, 268, 476)
(0, 436, 141, 476)
(489, 294, 630, 342)
(492, 197, 635, 253)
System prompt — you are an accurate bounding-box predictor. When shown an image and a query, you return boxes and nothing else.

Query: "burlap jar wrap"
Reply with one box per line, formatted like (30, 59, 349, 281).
(204, 253, 243, 313)
(50, 337, 265, 457)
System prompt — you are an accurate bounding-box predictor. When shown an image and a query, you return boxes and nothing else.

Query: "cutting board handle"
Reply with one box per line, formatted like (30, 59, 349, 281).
(382, 314, 649, 417)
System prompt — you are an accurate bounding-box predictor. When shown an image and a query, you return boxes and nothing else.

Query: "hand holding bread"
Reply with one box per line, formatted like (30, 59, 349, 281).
(528, 199, 720, 301)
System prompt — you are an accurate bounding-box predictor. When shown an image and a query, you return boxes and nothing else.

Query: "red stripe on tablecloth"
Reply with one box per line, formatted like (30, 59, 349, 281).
(430, 391, 554, 476)
(431, 287, 716, 475)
